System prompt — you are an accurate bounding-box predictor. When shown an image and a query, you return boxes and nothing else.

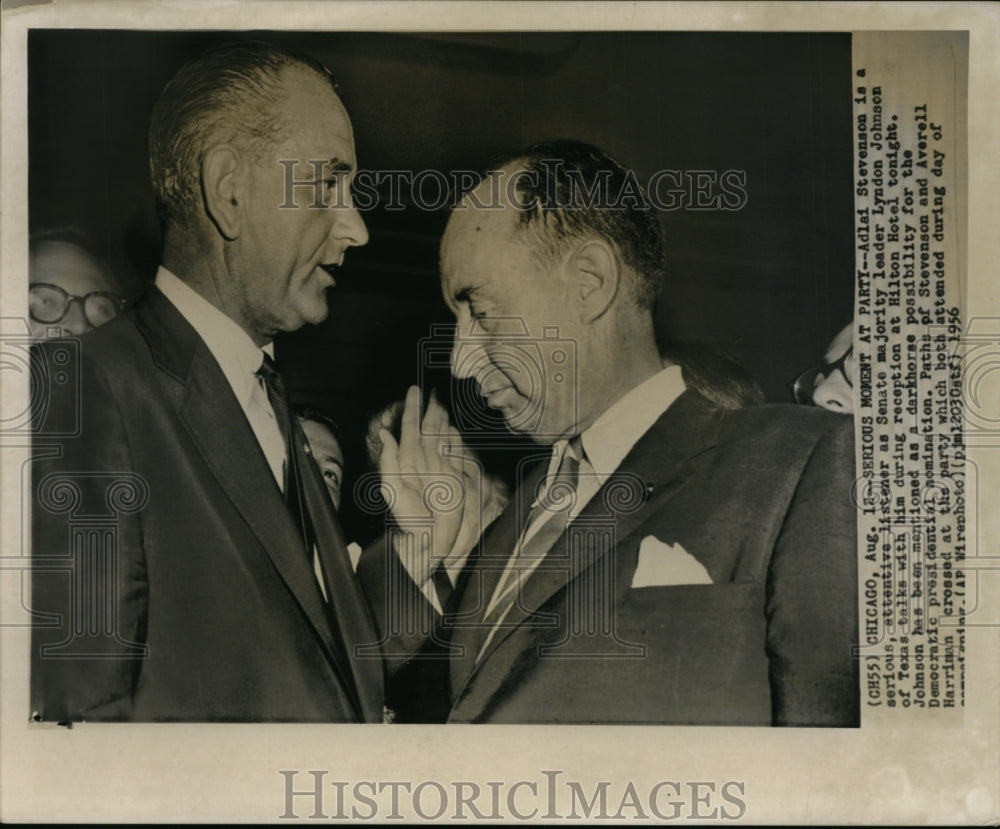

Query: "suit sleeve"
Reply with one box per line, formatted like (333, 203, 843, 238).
(355, 534, 439, 677)
(765, 415, 860, 727)
(356, 536, 461, 723)
(31, 342, 149, 722)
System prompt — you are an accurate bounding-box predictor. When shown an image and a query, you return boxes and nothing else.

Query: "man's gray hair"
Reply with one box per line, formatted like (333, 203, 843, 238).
(487, 139, 666, 312)
(148, 40, 337, 227)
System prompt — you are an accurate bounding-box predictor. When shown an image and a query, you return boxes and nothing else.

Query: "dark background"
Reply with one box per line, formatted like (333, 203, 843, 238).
(28, 30, 854, 539)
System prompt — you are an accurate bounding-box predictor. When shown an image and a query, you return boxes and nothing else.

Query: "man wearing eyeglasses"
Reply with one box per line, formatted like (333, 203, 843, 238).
(793, 322, 855, 413)
(30, 41, 383, 723)
(28, 232, 125, 339)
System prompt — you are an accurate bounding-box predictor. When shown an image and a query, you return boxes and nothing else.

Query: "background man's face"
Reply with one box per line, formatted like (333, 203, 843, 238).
(300, 418, 344, 509)
(230, 67, 369, 341)
(812, 322, 854, 412)
(28, 241, 117, 338)
(441, 196, 581, 443)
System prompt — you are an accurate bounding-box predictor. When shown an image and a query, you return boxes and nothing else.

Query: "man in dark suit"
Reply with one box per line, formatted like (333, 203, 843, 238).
(364, 139, 859, 725)
(30, 41, 383, 722)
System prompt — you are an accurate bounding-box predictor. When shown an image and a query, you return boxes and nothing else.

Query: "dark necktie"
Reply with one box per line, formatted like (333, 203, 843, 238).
(256, 354, 314, 557)
(256, 356, 381, 721)
(431, 562, 454, 610)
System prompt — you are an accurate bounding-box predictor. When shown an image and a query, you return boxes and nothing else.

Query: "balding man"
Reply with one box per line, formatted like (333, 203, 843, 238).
(367, 140, 859, 726)
(31, 41, 382, 722)
(28, 231, 123, 339)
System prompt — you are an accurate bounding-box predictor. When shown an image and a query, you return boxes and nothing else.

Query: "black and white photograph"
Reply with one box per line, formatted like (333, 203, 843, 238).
(1, 2, 996, 824)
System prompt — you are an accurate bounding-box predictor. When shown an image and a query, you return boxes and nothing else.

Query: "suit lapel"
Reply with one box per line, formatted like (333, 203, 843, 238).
(133, 288, 363, 715)
(295, 419, 385, 722)
(451, 391, 723, 706)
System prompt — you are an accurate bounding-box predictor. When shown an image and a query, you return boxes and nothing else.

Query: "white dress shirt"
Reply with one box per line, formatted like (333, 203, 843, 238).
(476, 365, 687, 651)
(155, 268, 334, 598)
(417, 365, 688, 618)
(569, 363, 687, 519)
(155, 267, 285, 489)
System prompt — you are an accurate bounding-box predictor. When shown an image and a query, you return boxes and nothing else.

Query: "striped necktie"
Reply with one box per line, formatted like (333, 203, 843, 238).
(479, 436, 583, 637)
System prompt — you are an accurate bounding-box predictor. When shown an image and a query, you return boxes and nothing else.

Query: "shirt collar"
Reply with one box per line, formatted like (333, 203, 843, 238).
(577, 364, 686, 484)
(154, 266, 273, 407)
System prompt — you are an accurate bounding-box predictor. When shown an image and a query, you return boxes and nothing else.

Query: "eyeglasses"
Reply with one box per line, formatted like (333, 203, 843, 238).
(29, 282, 126, 329)
(792, 347, 854, 405)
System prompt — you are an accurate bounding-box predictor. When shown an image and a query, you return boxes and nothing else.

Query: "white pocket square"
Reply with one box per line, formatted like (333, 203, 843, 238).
(631, 536, 713, 588)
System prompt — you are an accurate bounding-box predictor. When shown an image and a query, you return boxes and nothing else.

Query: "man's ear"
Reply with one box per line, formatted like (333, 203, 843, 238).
(202, 145, 242, 240)
(565, 238, 620, 322)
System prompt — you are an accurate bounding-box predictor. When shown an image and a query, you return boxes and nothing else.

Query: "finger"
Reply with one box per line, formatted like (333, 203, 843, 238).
(376, 427, 402, 506)
(364, 430, 382, 466)
(440, 425, 469, 470)
(379, 400, 402, 430)
(425, 390, 458, 459)
(378, 427, 400, 475)
(397, 385, 422, 466)
(370, 404, 401, 466)
(442, 416, 474, 460)
(418, 390, 452, 473)
(421, 390, 445, 452)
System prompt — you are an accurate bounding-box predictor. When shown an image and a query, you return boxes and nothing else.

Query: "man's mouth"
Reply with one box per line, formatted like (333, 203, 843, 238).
(319, 261, 342, 286)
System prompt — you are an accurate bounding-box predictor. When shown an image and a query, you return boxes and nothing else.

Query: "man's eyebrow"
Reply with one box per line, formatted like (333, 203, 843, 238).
(314, 159, 354, 176)
(454, 284, 488, 303)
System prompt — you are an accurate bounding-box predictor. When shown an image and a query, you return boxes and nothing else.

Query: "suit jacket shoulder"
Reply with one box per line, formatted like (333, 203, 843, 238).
(445, 391, 859, 726)
(30, 285, 382, 722)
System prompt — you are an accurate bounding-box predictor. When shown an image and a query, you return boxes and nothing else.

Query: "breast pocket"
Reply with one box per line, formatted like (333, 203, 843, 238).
(617, 582, 763, 640)
(614, 583, 771, 721)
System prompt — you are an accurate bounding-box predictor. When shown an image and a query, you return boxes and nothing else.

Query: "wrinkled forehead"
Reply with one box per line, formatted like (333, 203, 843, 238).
(272, 67, 355, 154)
(441, 177, 524, 267)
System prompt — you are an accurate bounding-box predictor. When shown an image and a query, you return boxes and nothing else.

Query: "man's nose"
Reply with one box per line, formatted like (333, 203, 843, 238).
(334, 204, 369, 248)
(813, 374, 853, 413)
(450, 321, 484, 381)
(62, 300, 92, 335)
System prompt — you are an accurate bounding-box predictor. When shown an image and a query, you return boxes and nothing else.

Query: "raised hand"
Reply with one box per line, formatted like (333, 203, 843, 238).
(446, 453, 510, 573)
(376, 386, 469, 586)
